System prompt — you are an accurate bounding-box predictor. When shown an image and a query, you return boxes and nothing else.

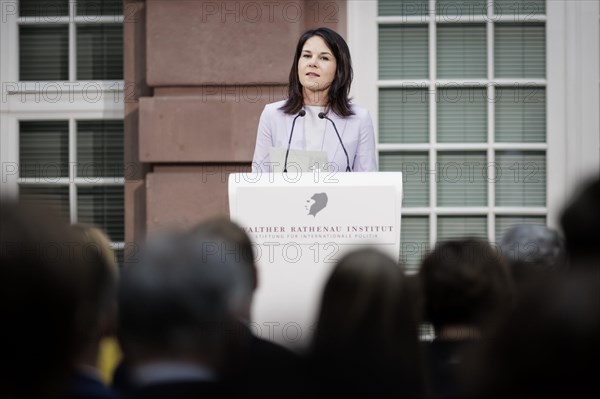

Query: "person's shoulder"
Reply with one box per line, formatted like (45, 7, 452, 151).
(348, 102, 371, 119)
(263, 100, 288, 115)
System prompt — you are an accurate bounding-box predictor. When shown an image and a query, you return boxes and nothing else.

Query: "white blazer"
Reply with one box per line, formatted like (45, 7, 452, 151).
(252, 100, 377, 172)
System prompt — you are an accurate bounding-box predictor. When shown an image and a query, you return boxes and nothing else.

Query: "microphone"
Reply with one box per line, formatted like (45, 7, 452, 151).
(319, 112, 351, 172)
(283, 110, 306, 173)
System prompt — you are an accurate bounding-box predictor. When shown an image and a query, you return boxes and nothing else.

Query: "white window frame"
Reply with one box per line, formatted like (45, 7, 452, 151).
(0, 0, 125, 251)
(348, 0, 599, 247)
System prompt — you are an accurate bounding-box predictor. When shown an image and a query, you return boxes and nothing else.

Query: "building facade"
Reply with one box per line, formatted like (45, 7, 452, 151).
(1, 0, 598, 269)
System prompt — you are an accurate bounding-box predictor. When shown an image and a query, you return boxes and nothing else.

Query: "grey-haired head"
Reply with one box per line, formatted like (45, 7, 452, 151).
(118, 229, 252, 366)
(500, 224, 567, 281)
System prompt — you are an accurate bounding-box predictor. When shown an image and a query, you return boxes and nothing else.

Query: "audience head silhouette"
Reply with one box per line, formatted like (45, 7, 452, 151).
(0, 203, 113, 399)
(500, 224, 567, 283)
(560, 177, 600, 269)
(188, 218, 256, 320)
(311, 248, 424, 397)
(481, 274, 600, 399)
(420, 238, 513, 336)
(118, 230, 252, 387)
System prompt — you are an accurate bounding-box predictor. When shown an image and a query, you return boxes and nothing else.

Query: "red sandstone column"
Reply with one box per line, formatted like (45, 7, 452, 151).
(125, 0, 347, 240)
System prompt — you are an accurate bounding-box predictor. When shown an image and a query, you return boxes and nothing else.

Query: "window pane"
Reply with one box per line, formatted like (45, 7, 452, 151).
(437, 87, 487, 142)
(379, 25, 429, 79)
(494, 0, 545, 16)
(20, 26, 68, 81)
(379, 0, 429, 16)
(495, 151, 546, 207)
(19, 185, 70, 221)
(77, 120, 124, 178)
(77, 24, 123, 80)
(77, 0, 123, 16)
(437, 24, 486, 79)
(495, 216, 546, 244)
(379, 88, 429, 143)
(379, 152, 429, 207)
(495, 23, 545, 78)
(20, 0, 68, 17)
(78, 186, 125, 242)
(437, 216, 487, 241)
(400, 216, 429, 271)
(436, 0, 487, 18)
(495, 87, 545, 142)
(20, 121, 69, 179)
(437, 152, 487, 207)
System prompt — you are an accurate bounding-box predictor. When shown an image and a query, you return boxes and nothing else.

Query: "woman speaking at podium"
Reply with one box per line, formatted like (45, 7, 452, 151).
(251, 27, 377, 173)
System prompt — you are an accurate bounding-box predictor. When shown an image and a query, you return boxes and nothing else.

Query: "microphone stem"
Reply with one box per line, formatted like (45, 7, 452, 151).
(284, 113, 303, 173)
(323, 115, 351, 172)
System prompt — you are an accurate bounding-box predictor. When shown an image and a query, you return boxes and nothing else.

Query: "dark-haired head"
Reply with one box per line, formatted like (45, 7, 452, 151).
(281, 27, 354, 117)
(420, 239, 513, 334)
(311, 248, 424, 397)
(479, 274, 600, 399)
(560, 177, 600, 269)
(0, 203, 111, 399)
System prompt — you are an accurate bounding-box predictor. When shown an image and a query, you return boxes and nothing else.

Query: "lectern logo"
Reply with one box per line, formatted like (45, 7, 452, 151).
(306, 193, 328, 217)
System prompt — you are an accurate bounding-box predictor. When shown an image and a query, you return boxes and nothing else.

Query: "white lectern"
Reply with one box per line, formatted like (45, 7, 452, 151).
(228, 172, 403, 349)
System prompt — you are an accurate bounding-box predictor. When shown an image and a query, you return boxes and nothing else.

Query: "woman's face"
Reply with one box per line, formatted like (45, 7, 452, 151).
(298, 36, 337, 102)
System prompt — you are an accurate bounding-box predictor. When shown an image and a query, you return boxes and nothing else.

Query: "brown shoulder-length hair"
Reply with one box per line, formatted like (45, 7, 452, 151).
(310, 248, 425, 397)
(280, 27, 354, 117)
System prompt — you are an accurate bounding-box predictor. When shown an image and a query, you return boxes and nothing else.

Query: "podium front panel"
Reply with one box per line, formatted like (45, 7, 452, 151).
(229, 172, 403, 348)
